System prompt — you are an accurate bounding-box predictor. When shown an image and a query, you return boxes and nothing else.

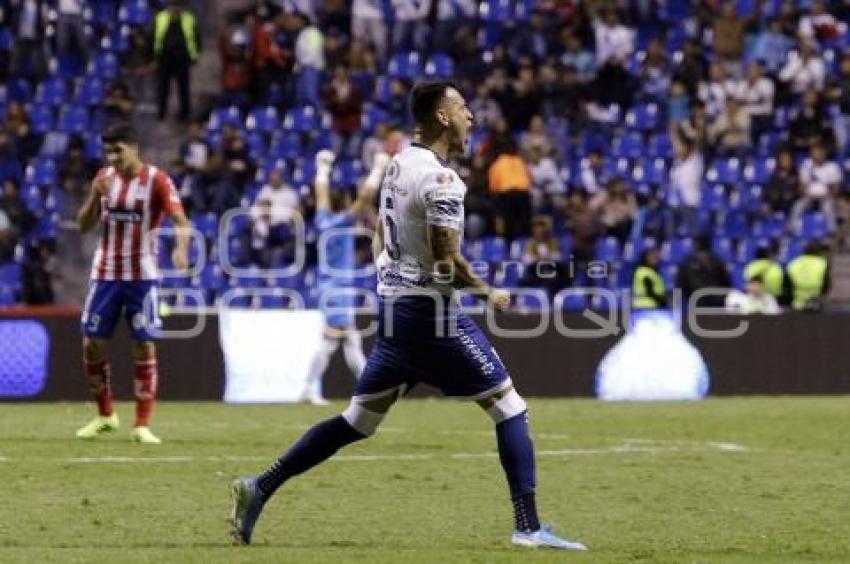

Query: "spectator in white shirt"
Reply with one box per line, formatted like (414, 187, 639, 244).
(779, 40, 827, 94)
(698, 63, 736, 119)
(391, 0, 432, 52)
(352, 0, 388, 63)
(670, 133, 705, 236)
(593, 8, 635, 66)
(791, 142, 842, 233)
(725, 276, 781, 314)
(526, 144, 566, 213)
(580, 149, 610, 195)
(250, 168, 302, 261)
(733, 61, 775, 141)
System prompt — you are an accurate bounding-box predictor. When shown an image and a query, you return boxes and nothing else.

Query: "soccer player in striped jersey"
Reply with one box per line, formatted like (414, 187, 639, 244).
(230, 82, 587, 550)
(75, 124, 190, 444)
(300, 149, 390, 405)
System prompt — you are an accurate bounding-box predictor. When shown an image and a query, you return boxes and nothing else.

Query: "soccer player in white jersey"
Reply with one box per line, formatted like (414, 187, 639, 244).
(230, 81, 587, 550)
(75, 124, 190, 444)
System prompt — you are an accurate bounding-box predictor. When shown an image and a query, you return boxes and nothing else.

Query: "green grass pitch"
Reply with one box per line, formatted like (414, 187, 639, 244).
(0, 398, 848, 563)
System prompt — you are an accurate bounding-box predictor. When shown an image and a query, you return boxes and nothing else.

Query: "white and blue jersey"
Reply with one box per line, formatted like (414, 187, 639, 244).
(357, 144, 512, 399)
(315, 209, 358, 328)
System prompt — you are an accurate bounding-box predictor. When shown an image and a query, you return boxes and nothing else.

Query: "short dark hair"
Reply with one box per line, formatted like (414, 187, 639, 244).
(102, 123, 139, 145)
(409, 80, 459, 126)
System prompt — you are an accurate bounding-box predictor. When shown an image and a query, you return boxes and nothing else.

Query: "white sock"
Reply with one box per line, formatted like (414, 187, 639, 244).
(342, 331, 367, 379)
(303, 336, 339, 399)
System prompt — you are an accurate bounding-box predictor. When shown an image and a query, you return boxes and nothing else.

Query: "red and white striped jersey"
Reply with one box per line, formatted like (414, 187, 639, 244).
(90, 164, 184, 281)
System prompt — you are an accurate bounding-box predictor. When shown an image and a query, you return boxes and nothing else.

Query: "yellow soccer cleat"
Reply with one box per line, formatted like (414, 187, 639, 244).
(131, 426, 162, 444)
(75, 413, 120, 439)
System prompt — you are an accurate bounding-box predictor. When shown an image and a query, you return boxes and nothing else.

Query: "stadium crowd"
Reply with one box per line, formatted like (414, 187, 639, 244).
(0, 0, 845, 312)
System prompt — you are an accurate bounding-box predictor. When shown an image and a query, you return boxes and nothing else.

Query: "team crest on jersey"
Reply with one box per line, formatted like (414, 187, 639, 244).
(435, 172, 451, 184)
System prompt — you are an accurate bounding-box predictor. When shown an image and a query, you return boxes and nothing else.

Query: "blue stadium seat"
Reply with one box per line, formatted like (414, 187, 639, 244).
(84, 133, 104, 161)
(245, 131, 267, 161)
(712, 237, 735, 263)
(743, 157, 775, 184)
(269, 131, 303, 160)
(478, 0, 514, 22)
(625, 103, 660, 132)
(30, 105, 54, 134)
(782, 238, 808, 263)
(559, 293, 587, 311)
(8, 79, 33, 102)
(481, 237, 507, 261)
(660, 263, 679, 288)
(26, 158, 58, 186)
(701, 183, 728, 211)
(424, 53, 455, 78)
(331, 160, 364, 188)
(495, 261, 524, 287)
(101, 26, 131, 53)
(388, 52, 423, 79)
(120, 0, 152, 25)
(57, 105, 89, 134)
(706, 158, 742, 185)
(594, 236, 622, 262)
(34, 78, 68, 107)
(361, 104, 389, 134)
(199, 264, 225, 292)
(752, 213, 787, 238)
(663, 238, 695, 263)
(89, 51, 119, 80)
(292, 159, 317, 187)
(22, 184, 44, 213)
(0, 263, 22, 292)
(208, 105, 244, 132)
(76, 77, 106, 105)
(192, 212, 219, 241)
(757, 131, 784, 156)
(246, 106, 280, 134)
(284, 105, 323, 133)
(801, 212, 830, 238)
(612, 132, 645, 159)
(718, 210, 750, 238)
(647, 133, 674, 159)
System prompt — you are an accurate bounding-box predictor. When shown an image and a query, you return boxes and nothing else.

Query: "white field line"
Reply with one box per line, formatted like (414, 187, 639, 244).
(0, 441, 749, 464)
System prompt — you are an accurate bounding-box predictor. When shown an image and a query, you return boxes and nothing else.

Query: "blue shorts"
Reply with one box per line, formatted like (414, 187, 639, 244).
(81, 280, 161, 341)
(319, 281, 356, 329)
(356, 296, 512, 399)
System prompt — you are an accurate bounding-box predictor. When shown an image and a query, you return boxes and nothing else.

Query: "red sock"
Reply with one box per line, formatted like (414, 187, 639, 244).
(134, 358, 159, 427)
(84, 359, 113, 416)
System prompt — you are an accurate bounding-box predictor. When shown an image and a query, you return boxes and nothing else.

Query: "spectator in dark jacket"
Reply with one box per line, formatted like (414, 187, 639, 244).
(154, 0, 201, 121)
(676, 235, 732, 308)
(325, 65, 364, 158)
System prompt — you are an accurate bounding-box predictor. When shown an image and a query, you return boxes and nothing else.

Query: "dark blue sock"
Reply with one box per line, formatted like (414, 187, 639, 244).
(496, 411, 540, 532)
(256, 415, 365, 498)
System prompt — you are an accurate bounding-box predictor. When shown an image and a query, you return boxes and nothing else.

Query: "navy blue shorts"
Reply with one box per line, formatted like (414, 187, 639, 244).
(356, 296, 512, 399)
(81, 280, 161, 341)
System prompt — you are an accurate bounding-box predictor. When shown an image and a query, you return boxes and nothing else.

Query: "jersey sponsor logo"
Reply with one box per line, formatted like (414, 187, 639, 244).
(457, 326, 495, 375)
(105, 208, 144, 222)
(430, 198, 462, 218)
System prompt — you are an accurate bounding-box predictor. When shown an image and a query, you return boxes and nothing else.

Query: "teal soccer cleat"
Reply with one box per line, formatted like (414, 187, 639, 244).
(230, 477, 266, 545)
(511, 524, 588, 550)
